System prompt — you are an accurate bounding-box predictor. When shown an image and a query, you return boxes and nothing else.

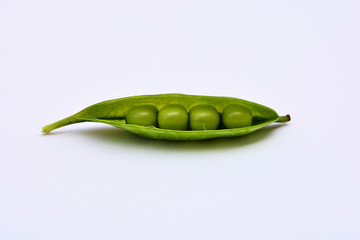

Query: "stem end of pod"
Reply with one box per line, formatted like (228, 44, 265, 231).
(276, 114, 291, 123)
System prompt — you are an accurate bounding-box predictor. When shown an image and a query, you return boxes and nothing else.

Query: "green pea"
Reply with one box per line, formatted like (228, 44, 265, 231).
(222, 104, 252, 128)
(42, 93, 290, 140)
(189, 104, 220, 130)
(157, 104, 188, 130)
(126, 105, 157, 126)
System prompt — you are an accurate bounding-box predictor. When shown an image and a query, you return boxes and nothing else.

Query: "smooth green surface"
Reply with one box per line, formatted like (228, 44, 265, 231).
(125, 105, 158, 127)
(158, 104, 188, 130)
(189, 104, 220, 130)
(222, 104, 252, 129)
(42, 93, 290, 140)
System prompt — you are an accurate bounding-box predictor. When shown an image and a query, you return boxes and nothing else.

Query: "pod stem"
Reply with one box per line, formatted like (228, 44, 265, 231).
(276, 114, 291, 123)
(42, 115, 85, 134)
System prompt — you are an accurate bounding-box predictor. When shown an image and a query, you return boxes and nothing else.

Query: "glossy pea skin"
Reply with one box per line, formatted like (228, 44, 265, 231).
(222, 104, 252, 129)
(189, 104, 220, 130)
(158, 104, 188, 130)
(126, 105, 158, 126)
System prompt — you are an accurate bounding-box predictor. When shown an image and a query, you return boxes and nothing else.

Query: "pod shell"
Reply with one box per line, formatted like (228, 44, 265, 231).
(42, 93, 287, 140)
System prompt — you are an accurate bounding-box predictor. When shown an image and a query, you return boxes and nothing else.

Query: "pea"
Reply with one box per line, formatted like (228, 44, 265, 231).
(42, 93, 290, 140)
(126, 105, 157, 126)
(222, 104, 252, 128)
(189, 104, 220, 130)
(158, 104, 188, 130)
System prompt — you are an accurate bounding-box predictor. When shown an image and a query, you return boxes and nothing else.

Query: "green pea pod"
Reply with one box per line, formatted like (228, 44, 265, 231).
(42, 94, 290, 140)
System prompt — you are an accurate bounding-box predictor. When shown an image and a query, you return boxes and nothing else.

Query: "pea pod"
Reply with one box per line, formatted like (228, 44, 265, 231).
(42, 93, 290, 140)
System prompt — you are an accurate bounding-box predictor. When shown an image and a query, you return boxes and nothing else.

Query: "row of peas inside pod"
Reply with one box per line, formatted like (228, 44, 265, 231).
(125, 103, 252, 131)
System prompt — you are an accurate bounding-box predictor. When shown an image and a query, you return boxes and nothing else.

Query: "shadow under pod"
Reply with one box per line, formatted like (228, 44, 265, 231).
(66, 123, 289, 152)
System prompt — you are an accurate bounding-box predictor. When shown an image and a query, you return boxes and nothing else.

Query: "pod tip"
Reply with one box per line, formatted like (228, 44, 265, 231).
(42, 126, 51, 134)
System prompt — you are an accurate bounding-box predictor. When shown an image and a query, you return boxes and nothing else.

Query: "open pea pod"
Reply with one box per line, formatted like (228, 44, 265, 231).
(42, 93, 290, 140)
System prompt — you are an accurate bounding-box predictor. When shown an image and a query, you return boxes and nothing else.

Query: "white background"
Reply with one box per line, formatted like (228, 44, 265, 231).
(1, 0, 359, 239)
